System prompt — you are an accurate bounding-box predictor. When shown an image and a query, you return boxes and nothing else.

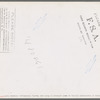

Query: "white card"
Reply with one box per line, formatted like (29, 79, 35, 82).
(0, 2, 100, 98)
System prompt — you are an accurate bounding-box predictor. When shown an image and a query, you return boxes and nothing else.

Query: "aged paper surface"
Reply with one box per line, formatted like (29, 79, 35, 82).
(0, 2, 100, 98)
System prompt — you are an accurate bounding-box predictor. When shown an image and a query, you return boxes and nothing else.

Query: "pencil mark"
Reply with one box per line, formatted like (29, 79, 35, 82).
(24, 13, 47, 68)
(24, 36, 42, 68)
(25, 36, 31, 44)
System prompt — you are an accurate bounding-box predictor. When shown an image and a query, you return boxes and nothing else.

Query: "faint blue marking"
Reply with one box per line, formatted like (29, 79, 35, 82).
(85, 55, 96, 74)
(33, 13, 48, 31)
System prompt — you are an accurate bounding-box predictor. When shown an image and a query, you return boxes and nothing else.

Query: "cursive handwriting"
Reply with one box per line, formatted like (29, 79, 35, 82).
(25, 36, 42, 68)
(24, 13, 47, 67)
